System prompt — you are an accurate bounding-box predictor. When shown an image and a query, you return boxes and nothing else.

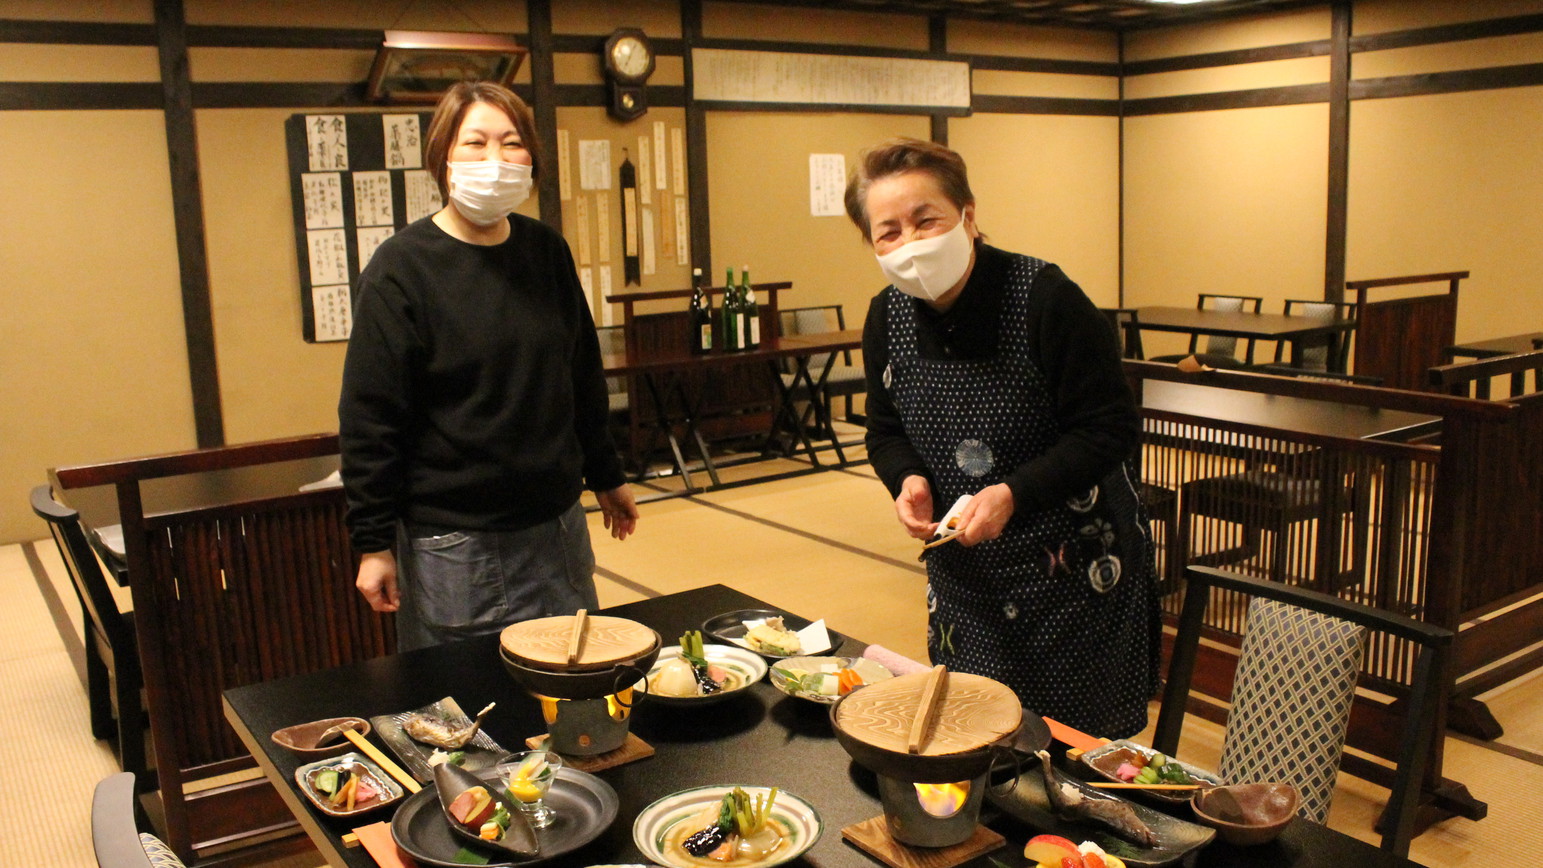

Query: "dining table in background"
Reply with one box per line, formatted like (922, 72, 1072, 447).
(601, 328, 864, 490)
(224, 583, 1430, 868)
(1133, 305, 1357, 370)
(1445, 330, 1543, 360)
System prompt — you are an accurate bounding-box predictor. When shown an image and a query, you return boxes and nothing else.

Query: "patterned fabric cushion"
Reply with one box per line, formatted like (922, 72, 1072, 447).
(1291, 301, 1339, 370)
(1203, 296, 1245, 356)
(1218, 597, 1366, 823)
(139, 832, 188, 867)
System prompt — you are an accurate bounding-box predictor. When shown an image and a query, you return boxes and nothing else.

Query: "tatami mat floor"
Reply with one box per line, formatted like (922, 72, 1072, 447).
(7, 425, 1541, 866)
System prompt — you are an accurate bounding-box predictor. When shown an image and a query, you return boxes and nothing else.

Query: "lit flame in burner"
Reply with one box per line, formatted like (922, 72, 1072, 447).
(913, 781, 970, 818)
(535, 691, 634, 724)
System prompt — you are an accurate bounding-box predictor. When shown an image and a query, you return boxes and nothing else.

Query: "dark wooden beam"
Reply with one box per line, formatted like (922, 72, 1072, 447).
(930, 15, 948, 146)
(527, 0, 561, 230)
(1350, 62, 1543, 101)
(154, 0, 223, 447)
(683, 0, 712, 279)
(1123, 39, 1329, 76)
(972, 95, 1120, 116)
(1324, 1, 1350, 304)
(1350, 11, 1543, 53)
(0, 82, 161, 110)
(1123, 82, 1328, 116)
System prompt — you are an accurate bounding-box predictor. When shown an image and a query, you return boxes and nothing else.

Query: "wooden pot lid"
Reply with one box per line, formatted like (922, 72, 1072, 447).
(833, 670, 1021, 757)
(500, 615, 657, 672)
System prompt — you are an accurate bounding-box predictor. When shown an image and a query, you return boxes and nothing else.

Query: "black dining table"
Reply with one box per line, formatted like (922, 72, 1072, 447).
(224, 584, 1429, 868)
(601, 329, 864, 489)
(1134, 306, 1356, 369)
(1445, 330, 1543, 360)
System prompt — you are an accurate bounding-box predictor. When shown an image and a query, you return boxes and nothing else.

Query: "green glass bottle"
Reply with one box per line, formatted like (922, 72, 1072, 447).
(720, 266, 739, 351)
(689, 268, 713, 354)
(740, 264, 760, 349)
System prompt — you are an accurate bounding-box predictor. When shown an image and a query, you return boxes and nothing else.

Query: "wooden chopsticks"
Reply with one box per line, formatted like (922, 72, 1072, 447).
(567, 609, 588, 664)
(343, 728, 421, 793)
(907, 664, 947, 754)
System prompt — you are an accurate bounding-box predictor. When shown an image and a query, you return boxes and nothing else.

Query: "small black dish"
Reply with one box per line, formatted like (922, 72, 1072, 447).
(700, 609, 844, 659)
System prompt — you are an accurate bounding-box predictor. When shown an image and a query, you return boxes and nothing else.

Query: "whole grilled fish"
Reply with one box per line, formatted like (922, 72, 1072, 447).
(1036, 749, 1158, 848)
(403, 702, 495, 749)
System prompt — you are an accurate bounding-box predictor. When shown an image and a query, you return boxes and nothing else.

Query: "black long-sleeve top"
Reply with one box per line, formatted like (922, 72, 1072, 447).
(339, 214, 625, 553)
(862, 243, 1140, 516)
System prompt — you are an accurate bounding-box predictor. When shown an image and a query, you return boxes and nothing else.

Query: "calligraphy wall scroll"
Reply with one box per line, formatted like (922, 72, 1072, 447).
(285, 112, 436, 342)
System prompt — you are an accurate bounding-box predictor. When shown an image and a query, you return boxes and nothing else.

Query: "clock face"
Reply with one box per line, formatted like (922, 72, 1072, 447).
(610, 35, 652, 79)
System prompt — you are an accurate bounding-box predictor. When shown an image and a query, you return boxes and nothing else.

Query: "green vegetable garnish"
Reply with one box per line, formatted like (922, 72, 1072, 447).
(730, 786, 778, 836)
(680, 630, 710, 669)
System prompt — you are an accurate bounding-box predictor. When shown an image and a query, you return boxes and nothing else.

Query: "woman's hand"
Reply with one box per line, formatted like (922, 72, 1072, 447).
(953, 483, 1015, 546)
(895, 474, 939, 540)
(355, 550, 400, 612)
(597, 484, 639, 541)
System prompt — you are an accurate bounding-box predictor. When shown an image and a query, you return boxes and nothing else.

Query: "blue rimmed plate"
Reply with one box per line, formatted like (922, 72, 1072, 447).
(633, 785, 821, 868)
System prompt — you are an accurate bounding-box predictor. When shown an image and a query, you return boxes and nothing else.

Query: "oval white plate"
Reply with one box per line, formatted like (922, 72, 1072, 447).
(632, 785, 822, 868)
(767, 656, 893, 704)
(638, 644, 768, 706)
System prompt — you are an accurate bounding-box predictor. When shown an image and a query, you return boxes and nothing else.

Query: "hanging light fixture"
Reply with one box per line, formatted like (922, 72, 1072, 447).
(366, 30, 527, 104)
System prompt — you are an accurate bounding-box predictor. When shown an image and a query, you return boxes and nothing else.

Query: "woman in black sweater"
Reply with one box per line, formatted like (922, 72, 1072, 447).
(340, 82, 637, 651)
(848, 138, 1158, 737)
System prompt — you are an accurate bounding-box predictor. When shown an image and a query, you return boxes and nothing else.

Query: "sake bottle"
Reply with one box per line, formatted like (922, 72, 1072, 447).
(741, 264, 760, 349)
(721, 266, 740, 351)
(689, 268, 713, 354)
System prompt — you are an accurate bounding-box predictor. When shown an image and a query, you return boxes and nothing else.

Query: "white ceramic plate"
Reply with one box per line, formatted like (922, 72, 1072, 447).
(767, 656, 893, 704)
(639, 644, 768, 706)
(632, 785, 821, 868)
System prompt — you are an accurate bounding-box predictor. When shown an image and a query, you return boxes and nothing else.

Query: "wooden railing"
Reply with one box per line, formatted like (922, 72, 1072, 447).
(1127, 361, 1519, 829)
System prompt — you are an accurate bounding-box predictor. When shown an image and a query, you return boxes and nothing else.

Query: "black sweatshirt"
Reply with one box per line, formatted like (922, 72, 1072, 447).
(862, 243, 1140, 516)
(339, 214, 625, 553)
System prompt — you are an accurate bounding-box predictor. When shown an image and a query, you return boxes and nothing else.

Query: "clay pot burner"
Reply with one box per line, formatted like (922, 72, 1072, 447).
(500, 613, 659, 756)
(831, 667, 1023, 848)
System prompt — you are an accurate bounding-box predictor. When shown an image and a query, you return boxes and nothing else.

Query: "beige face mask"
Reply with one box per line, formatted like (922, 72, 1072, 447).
(874, 218, 974, 301)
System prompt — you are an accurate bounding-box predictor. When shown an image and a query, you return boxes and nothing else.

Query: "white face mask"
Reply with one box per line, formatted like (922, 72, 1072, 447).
(447, 159, 532, 226)
(874, 218, 975, 301)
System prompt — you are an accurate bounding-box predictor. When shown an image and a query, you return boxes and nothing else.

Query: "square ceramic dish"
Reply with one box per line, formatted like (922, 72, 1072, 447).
(294, 751, 405, 817)
(1077, 739, 1223, 805)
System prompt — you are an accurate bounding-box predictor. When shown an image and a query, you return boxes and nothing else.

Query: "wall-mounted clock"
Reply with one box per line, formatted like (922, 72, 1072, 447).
(603, 28, 655, 122)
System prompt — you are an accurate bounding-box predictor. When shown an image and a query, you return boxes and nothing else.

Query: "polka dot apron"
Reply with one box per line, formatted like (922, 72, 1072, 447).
(885, 256, 1159, 738)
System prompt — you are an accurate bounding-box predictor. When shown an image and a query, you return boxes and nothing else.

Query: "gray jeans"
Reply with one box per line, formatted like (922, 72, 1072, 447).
(394, 501, 598, 652)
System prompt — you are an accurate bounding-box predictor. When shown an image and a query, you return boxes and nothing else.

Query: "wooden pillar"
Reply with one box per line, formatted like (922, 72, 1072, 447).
(154, 0, 224, 446)
(528, 0, 562, 229)
(1324, 1, 1351, 303)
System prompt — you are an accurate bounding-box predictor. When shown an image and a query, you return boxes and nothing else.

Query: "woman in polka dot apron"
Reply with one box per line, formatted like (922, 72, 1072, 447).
(846, 139, 1160, 738)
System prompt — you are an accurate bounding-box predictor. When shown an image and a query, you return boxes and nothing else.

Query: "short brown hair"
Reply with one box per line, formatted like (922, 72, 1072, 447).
(424, 81, 541, 201)
(844, 138, 974, 244)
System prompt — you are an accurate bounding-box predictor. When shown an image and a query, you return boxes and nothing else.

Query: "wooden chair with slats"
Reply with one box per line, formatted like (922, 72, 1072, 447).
(31, 485, 150, 790)
(1276, 299, 1356, 373)
(53, 434, 396, 864)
